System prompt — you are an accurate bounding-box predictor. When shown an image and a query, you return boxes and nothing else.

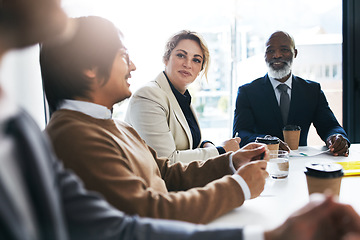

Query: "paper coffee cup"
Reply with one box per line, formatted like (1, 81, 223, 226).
(304, 162, 344, 196)
(255, 136, 280, 158)
(283, 125, 301, 150)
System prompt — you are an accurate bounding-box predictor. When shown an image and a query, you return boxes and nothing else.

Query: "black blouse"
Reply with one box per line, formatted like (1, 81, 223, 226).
(164, 72, 225, 154)
(164, 72, 201, 149)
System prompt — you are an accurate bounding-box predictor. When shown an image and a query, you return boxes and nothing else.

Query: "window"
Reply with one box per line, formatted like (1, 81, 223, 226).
(3, 0, 342, 143)
(60, 0, 342, 145)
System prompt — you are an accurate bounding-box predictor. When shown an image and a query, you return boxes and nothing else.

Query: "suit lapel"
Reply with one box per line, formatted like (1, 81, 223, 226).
(155, 73, 193, 147)
(263, 75, 285, 128)
(0, 181, 25, 240)
(9, 110, 60, 240)
(287, 76, 300, 125)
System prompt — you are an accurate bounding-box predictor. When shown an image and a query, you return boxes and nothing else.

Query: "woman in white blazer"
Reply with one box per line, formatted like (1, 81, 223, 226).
(125, 30, 240, 164)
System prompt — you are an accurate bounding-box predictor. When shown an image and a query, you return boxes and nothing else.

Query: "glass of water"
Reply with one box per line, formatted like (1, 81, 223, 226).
(267, 150, 289, 179)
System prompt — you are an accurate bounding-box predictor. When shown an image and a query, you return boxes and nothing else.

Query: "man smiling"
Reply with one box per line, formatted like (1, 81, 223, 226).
(233, 31, 349, 156)
(42, 16, 270, 225)
(1, 1, 360, 238)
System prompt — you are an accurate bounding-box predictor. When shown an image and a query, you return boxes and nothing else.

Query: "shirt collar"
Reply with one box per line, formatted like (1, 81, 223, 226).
(163, 71, 192, 106)
(269, 74, 293, 90)
(59, 99, 112, 119)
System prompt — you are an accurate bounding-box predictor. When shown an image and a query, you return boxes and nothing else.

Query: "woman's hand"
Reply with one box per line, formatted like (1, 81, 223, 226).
(221, 137, 241, 152)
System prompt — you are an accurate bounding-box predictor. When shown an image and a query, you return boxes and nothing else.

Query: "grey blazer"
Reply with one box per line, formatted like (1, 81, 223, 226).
(0, 110, 245, 240)
(125, 72, 219, 164)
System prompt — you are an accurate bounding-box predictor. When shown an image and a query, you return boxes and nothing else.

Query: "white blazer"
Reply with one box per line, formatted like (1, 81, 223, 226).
(124, 72, 219, 164)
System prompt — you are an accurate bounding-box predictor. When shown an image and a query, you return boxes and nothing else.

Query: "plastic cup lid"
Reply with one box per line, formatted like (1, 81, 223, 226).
(283, 125, 301, 131)
(304, 162, 344, 178)
(255, 135, 280, 144)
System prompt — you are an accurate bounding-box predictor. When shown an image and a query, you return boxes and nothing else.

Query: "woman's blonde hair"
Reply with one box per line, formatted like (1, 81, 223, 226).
(163, 30, 210, 80)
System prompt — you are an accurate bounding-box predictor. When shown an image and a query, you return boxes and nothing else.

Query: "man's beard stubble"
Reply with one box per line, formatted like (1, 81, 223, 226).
(266, 59, 293, 79)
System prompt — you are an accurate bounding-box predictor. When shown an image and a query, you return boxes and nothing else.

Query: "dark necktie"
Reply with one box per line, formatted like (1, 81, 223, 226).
(277, 84, 290, 125)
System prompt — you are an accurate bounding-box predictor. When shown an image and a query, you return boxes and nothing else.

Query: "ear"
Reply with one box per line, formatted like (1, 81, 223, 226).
(294, 48, 298, 58)
(83, 68, 97, 79)
(163, 58, 169, 66)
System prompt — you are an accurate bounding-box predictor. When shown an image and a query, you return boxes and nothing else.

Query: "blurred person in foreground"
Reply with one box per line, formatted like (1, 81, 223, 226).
(1, 0, 360, 239)
(41, 15, 268, 224)
(233, 31, 349, 156)
(125, 30, 241, 164)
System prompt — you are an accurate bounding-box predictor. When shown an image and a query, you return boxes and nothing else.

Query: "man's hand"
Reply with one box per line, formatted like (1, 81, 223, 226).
(221, 137, 241, 152)
(231, 142, 269, 170)
(326, 134, 349, 157)
(236, 160, 268, 199)
(264, 194, 360, 240)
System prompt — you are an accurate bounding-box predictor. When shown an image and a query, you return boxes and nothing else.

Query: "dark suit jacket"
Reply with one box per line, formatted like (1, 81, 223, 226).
(0, 110, 244, 240)
(233, 74, 349, 147)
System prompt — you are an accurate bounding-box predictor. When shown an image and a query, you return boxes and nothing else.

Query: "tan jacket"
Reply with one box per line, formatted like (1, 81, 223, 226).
(125, 72, 219, 164)
(46, 109, 245, 224)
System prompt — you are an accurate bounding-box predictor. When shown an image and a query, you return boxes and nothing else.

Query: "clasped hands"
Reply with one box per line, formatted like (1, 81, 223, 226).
(327, 134, 349, 157)
(276, 134, 349, 157)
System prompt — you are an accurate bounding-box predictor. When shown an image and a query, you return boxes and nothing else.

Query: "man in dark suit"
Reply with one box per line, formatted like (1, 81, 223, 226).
(233, 31, 349, 156)
(1, 1, 360, 239)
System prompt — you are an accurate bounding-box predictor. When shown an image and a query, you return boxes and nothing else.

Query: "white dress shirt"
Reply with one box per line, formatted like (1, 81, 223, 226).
(268, 74, 293, 105)
(59, 99, 112, 119)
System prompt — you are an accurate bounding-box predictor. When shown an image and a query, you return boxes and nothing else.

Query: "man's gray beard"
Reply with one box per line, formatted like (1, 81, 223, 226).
(267, 61, 292, 79)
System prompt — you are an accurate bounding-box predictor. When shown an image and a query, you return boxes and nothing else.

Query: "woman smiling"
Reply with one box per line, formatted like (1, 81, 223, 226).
(125, 30, 240, 164)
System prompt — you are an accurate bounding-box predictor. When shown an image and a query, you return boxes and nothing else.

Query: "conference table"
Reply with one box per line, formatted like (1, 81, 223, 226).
(209, 144, 360, 230)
